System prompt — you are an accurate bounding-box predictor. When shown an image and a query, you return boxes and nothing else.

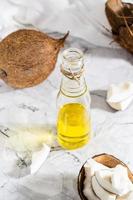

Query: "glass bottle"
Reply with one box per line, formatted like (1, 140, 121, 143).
(56, 48, 91, 150)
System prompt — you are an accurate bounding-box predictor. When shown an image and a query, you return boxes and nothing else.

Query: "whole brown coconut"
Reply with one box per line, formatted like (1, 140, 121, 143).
(105, 0, 133, 54)
(0, 29, 68, 88)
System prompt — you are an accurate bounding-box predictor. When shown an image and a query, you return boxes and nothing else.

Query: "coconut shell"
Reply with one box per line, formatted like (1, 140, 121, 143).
(78, 153, 133, 200)
(105, 0, 133, 54)
(0, 29, 69, 88)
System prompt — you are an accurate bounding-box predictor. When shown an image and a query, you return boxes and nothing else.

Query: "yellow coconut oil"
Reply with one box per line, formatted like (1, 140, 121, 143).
(57, 103, 91, 150)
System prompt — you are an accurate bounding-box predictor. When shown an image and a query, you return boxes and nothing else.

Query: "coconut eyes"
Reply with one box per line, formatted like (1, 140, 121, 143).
(0, 69, 7, 78)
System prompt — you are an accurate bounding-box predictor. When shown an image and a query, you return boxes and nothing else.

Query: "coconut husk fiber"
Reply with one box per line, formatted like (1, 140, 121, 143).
(0, 29, 69, 88)
(105, 0, 133, 54)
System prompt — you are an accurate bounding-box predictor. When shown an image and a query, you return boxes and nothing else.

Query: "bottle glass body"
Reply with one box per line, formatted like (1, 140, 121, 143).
(56, 48, 91, 150)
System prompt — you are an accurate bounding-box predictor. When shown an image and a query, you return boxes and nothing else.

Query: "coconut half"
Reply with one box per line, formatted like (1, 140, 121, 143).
(78, 154, 133, 200)
(105, 0, 133, 54)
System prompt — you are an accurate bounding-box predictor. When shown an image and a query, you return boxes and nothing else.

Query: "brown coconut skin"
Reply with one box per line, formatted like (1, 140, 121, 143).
(105, 0, 133, 54)
(0, 29, 68, 88)
(78, 153, 133, 200)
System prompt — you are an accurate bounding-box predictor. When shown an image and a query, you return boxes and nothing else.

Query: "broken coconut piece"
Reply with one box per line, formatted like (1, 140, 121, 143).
(95, 169, 119, 195)
(83, 159, 108, 200)
(83, 176, 100, 200)
(92, 176, 116, 200)
(95, 165, 133, 196)
(0, 29, 69, 88)
(84, 158, 108, 176)
(31, 144, 50, 175)
(112, 165, 133, 196)
(106, 82, 133, 111)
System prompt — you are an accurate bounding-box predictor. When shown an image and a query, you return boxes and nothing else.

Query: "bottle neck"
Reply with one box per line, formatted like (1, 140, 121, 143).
(60, 48, 87, 97)
(60, 74, 87, 97)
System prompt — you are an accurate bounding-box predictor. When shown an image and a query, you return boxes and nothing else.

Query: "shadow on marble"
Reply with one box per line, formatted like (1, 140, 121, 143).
(18, 185, 50, 200)
(90, 90, 116, 113)
(0, 81, 15, 93)
(18, 170, 80, 200)
(91, 47, 133, 65)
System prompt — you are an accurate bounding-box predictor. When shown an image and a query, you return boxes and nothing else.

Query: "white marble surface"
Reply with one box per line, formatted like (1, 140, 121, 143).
(0, 31, 133, 200)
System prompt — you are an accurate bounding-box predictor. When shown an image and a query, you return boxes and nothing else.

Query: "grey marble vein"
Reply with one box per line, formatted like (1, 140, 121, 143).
(18, 104, 39, 112)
